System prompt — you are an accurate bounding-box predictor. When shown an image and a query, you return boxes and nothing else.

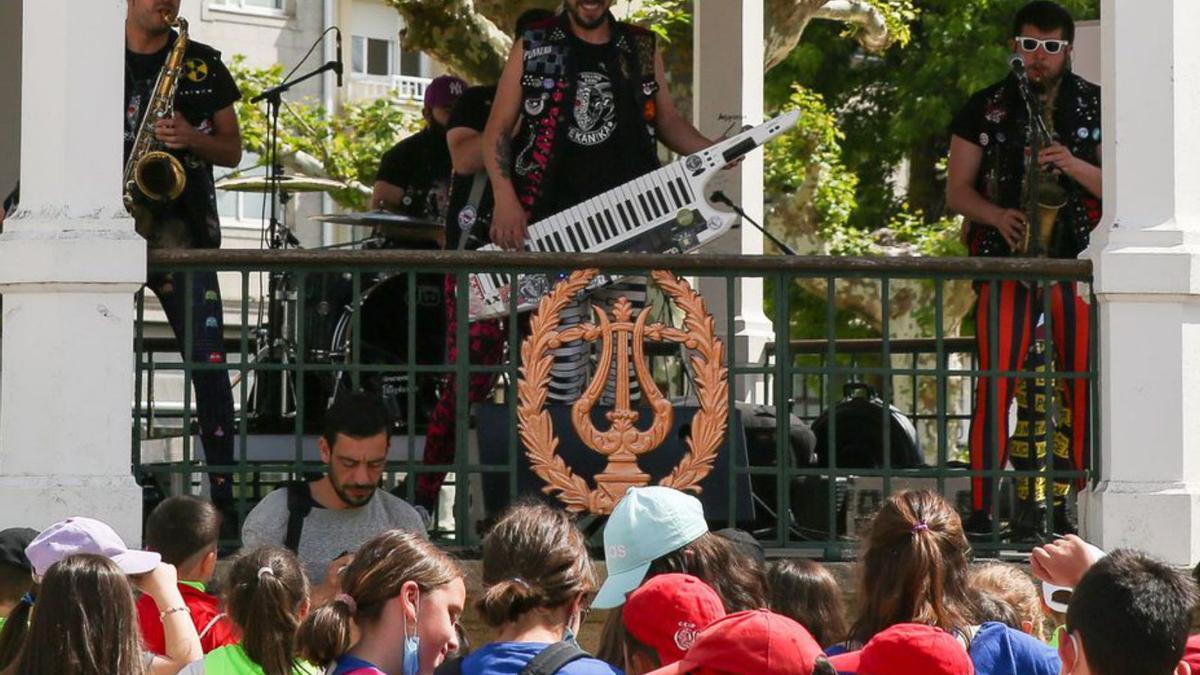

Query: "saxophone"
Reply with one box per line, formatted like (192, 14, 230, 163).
(1016, 95, 1067, 257)
(123, 12, 189, 241)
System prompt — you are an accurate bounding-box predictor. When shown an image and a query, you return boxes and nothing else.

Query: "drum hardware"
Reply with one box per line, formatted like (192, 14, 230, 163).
(311, 211, 444, 246)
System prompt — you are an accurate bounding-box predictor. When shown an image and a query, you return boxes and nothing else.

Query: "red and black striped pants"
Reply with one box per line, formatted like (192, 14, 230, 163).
(968, 280, 1091, 512)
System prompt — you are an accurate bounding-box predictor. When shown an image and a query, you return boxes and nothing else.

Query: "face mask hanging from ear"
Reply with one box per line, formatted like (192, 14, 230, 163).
(402, 590, 422, 675)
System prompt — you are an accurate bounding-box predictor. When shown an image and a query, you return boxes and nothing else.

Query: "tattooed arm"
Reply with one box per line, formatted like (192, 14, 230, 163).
(484, 39, 528, 250)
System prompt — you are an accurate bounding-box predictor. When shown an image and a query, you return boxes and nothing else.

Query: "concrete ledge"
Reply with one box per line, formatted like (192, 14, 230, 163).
(0, 223, 145, 287)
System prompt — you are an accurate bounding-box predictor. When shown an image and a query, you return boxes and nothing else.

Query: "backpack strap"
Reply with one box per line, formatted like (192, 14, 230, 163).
(520, 641, 589, 675)
(284, 481, 314, 553)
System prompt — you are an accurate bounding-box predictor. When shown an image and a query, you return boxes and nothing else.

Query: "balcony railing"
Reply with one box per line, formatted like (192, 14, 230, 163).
(346, 73, 432, 104)
(134, 250, 1097, 557)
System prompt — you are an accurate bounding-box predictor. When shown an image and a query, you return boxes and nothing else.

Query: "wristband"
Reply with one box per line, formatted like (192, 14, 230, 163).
(160, 606, 190, 621)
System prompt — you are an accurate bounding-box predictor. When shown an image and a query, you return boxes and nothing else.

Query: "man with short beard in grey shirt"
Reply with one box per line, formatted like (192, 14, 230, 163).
(241, 391, 427, 593)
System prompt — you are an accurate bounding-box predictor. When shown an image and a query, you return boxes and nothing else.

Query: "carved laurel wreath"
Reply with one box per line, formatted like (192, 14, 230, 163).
(516, 269, 729, 514)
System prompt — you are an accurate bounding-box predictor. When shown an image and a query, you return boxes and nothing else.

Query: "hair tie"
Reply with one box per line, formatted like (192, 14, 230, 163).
(19, 592, 34, 607)
(257, 566, 276, 580)
(334, 593, 358, 614)
(911, 522, 930, 533)
(511, 577, 532, 590)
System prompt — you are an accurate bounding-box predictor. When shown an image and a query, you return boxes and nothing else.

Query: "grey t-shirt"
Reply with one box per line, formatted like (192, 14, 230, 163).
(240, 485, 427, 584)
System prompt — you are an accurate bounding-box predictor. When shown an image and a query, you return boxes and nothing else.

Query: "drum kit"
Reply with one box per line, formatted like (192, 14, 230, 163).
(215, 173, 448, 432)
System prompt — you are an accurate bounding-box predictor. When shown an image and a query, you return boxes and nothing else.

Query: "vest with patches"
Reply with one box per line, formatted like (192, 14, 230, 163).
(512, 13, 659, 220)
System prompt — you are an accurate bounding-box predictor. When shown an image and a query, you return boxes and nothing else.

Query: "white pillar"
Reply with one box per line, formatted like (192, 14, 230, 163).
(0, 0, 146, 544)
(1082, 0, 1200, 565)
(693, 0, 772, 402)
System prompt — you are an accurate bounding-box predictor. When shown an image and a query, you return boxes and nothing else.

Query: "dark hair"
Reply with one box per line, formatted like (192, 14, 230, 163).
(0, 580, 35, 670)
(12, 554, 145, 675)
(144, 495, 221, 567)
(647, 532, 768, 612)
(766, 559, 848, 648)
(225, 546, 309, 675)
(1067, 549, 1198, 675)
(477, 502, 596, 627)
(322, 390, 391, 449)
(297, 530, 462, 665)
(0, 563, 32, 606)
(515, 8, 555, 37)
(848, 490, 974, 647)
(1012, 1, 1075, 43)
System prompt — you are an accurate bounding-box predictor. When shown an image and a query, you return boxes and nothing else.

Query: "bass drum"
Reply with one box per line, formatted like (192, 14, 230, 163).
(330, 272, 447, 429)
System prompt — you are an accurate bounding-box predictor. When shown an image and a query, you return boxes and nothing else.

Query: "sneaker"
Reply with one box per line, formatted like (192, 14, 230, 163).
(964, 509, 997, 541)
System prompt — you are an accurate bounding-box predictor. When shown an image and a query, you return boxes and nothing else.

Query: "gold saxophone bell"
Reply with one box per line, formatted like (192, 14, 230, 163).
(1017, 174, 1067, 257)
(133, 150, 187, 202)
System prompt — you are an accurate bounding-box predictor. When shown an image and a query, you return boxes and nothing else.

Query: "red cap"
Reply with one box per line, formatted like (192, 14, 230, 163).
(624, 574, 726, 666)
(1183, 634, 1200, 670)
(829, 624, 974, 675)
(645, 610, 825, 675)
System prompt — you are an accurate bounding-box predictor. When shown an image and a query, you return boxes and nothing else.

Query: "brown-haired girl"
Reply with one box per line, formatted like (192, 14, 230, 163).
(296, 530, 465, 675)
(766, 558, 849, 648)
(457, 502, 618, 675)
(179, 545, 318, 674)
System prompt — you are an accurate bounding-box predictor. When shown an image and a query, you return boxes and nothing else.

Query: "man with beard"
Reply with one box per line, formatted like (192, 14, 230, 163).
(485, 0, 716, 248)
(240, 391, 426, 589)
(946, 0, 1101, 539)
(482, 0, 721, 408)
(372, 74, 467, 226)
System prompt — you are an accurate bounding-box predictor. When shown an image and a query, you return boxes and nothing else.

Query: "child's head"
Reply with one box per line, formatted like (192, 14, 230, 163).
(622, 574, 725, 674)
(297, 530, 465, 674)
(968, 562, 1045, 638)
(766, 559, 848, 648)
(144, 495, 222, 582)
(226, 546, 310, 675)
(0, 528, 37, 616)
(477, 501, 596, 631)
(13, 554, 143, 675)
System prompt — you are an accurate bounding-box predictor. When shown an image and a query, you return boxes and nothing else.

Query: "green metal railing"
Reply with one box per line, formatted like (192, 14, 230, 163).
(134, 250, 1097, 557)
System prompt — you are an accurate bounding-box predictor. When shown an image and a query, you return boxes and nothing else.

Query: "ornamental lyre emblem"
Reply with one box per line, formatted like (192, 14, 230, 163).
(517, 269, 729, 514)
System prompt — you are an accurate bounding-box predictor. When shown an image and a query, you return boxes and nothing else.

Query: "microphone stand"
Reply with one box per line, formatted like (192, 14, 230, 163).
(711, 191, 798, 256)
(250, 58, 340, 421)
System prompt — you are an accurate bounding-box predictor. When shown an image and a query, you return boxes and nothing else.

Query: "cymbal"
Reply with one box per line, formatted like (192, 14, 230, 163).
(311, 211, 443, 243)
(216, 174, 348, 193)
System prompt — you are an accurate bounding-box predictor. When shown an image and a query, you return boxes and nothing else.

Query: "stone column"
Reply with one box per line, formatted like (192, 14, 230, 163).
(693, 0, 773, 402)
(1082, 0, 1200, 565)
(0, 0, 146, 544)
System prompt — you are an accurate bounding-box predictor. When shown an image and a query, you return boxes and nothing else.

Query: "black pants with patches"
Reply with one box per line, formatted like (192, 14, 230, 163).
(147, 269, 235, 500)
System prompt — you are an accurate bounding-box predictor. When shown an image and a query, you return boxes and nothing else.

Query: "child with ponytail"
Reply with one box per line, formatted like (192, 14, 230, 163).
(179, 546, 319, 675)
(295, 530, 465, 675)
(454, 501, 618, 675)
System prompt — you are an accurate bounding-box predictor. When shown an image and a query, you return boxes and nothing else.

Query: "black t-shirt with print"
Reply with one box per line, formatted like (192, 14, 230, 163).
(534, 34, 658, 222)
(444, 85, 496, 250)
(376, 125, 452, 223)
(125, 30, 241, 249)
(949, 71, 1102, 259)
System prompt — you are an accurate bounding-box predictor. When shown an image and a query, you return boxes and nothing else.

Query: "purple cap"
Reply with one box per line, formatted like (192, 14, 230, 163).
(423, 74, 467, 110)
(25, 517, 160, 577)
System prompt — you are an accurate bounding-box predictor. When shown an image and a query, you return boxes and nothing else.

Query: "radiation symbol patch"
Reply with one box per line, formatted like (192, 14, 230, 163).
(184, 58, 208, 83)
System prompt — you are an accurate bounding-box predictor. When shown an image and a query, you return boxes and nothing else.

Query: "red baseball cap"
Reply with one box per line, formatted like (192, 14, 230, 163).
(829, 624, 974, 675)
(645, 610, 825, 675)
(624, 574, 726, 666)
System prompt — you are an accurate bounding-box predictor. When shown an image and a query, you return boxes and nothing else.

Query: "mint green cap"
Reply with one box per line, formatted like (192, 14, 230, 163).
(593, 486, 708, 609)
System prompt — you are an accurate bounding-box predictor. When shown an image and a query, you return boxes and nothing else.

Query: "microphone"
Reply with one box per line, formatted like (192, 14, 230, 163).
(1009, 53, 1029, 82)
(335, 28, 344, 88)
(711, 191, 798, 256)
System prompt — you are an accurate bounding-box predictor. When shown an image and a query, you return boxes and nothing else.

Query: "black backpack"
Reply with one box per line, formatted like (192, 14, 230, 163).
(435, 641, 589, 675)
(811, 383, 923, 469)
